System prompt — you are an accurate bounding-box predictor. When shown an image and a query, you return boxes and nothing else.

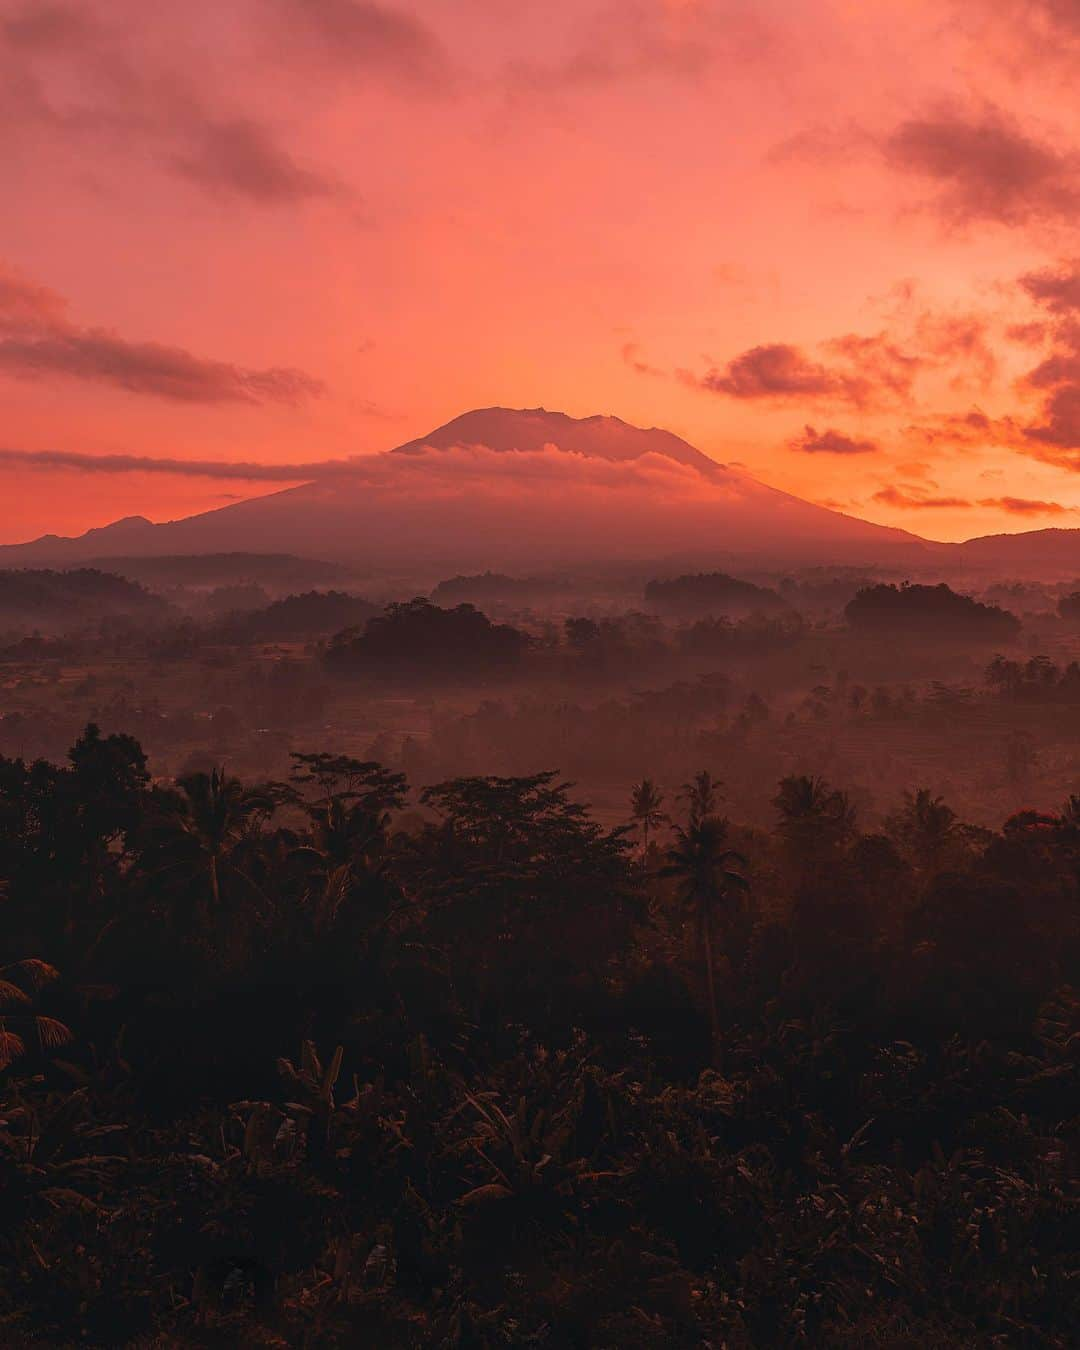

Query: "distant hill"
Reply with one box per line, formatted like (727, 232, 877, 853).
(0, 551, 352, 590)
(952, 529, 1080, 575)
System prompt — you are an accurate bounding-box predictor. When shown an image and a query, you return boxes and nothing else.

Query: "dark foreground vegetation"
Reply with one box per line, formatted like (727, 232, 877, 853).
(0, 727, 1077, 1347)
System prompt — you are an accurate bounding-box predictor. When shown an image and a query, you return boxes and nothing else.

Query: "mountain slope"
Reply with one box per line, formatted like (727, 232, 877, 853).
(953, 528, 1080, 571)
(0, 407, 942, 569)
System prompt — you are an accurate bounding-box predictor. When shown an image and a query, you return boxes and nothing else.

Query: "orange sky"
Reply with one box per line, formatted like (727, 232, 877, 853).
(4, 0, 1080, 544)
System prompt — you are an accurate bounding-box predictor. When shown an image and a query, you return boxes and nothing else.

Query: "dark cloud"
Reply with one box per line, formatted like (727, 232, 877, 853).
(872, 486, 972, 509)
(272, 0, 447, 84)
(0, 262, 322, 405)
(978, 495, 1072, 515)
(1025, 341, 1080, 390)
(168, 115, 339, 204)
(683, 343, 860, 401)
(789, 425, 878, 455)
(1025, 385, 1080, 452)
(0, 332, 322, 403)
(1017, 264, 1080, 454)
(883, 108, 1079, 225)
(0, 7, 345, 208)
(1020, 263, 1080, 314)
(683, 334, 922, 409)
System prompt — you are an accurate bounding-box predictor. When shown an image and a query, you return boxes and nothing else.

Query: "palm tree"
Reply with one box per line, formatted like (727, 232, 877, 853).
(678, 770, 723, 826)
(886, 787, 956, 874)
(0, 959, 71, 1070)
(661, 816, 747, 1061)
(630, 779, 668, 866)
(150, 769, 277, 922)
(1059, 794, 1080, 833)
(773, 774, 855, 876)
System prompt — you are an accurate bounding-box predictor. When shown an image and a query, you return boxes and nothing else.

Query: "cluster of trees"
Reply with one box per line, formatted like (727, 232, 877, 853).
(1057, 591, 1080, 620)
(0, 727, 1075, 1344)
(325, 599, 530, 683)
(846, 583, 1021, 642)
(644, 572, 791, 619)
(987, 654, 1080, 702)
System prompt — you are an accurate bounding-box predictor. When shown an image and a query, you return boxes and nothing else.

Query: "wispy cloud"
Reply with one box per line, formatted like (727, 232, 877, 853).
(269, 0, 449, 86)
(977, 494, 1073, 515)
(0, 447, 334, 479)
(872, 485, 971, 509)
(0, 262, 322, 404)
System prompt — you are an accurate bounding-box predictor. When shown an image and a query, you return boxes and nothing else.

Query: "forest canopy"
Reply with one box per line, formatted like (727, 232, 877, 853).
(0, 725, 1075, 1344)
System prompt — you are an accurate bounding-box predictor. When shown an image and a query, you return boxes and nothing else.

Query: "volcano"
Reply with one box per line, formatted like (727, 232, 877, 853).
(0, 407, 1046, 571)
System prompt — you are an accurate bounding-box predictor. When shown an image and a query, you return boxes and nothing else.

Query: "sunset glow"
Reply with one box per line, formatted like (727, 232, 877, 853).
(5, 0, 1080, 541)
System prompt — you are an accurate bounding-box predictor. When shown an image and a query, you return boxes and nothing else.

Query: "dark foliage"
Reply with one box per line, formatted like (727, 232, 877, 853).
(218, 590, 379, 642)
(645, 571, 791, 618)
(846, 583, 1020, 642)
(326, 598, 529, 684)
(0, 731, 1076, 1345)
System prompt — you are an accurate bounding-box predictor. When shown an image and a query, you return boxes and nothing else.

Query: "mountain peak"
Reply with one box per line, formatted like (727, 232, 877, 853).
(391, 406, 722, 473)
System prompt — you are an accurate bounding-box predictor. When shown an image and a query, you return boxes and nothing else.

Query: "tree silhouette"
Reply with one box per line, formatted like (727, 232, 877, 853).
(677, 769, 723, 826)
(629, 778, 668, 865)
(146, 768, 276, 930)
(885, 787, 958, 875)
(773, 774, 855, 877)
(661, 816, 747, 1062)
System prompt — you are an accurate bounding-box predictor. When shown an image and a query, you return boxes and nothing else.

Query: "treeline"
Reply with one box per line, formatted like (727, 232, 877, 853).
(0, 568, 166, 629)
(0, 728, 1076, 1344)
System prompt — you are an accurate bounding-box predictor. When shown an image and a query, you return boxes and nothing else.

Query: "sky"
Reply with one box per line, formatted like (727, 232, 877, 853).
(4, 0, 1080, 544)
